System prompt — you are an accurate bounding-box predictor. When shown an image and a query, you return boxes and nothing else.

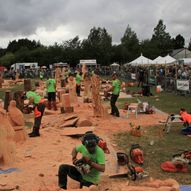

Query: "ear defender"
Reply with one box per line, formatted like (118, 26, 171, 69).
(82, 132, 99, 148)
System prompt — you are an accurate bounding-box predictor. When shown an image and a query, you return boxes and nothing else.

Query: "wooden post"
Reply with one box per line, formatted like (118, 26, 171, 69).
(0, 74, 3, 88)
(24, 79, 32, 91)
(4, 90, 12, 111)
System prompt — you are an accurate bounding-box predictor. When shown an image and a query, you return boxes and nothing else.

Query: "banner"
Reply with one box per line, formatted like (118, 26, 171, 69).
(176, 80, 189, 91)
(131, 73, 136, 80)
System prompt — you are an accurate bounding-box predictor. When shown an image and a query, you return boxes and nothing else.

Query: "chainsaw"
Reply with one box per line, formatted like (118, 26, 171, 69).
(109, 152, 148, 181)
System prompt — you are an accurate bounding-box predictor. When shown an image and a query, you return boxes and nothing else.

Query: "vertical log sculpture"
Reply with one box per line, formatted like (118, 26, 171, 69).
(0, 73, 4, 88)
(83, 73, 92, 102)
(67, 75, 77, 105)
(4, 90, 12, 111)
(82, 64, 87, 80)
(91, 74, 107, 117)
(55, 67, 61, 84)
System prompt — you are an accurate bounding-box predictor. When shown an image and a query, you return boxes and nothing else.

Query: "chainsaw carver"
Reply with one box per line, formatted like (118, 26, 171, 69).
(46, 76, 57, 110)
(179, 108, 191, 136)
(58, 133, 105, 190)
(107, 72, 121, 117)
(26, 91, 45, 137)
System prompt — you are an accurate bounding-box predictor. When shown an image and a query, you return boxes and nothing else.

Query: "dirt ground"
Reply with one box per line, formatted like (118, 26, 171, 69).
(0, 97, 168, 191)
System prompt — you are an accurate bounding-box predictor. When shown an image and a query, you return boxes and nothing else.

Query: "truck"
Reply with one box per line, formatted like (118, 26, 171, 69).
(11, 62, 38, 71)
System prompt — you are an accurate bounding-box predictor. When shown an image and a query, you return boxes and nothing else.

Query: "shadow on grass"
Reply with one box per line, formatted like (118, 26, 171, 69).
(113, 125, 191, 184)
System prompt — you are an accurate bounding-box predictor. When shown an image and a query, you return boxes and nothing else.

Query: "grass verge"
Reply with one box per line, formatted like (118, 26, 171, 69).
(113, 125, 191, 184)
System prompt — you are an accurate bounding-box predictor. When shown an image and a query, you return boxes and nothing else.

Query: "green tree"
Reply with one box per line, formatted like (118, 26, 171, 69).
(62, 36, 82, 66)
(151, 19, 173, 56)
(81, 27, 112, 65)
(172, 34, 185, 49)
(0, 52, 15, 67)
(140, 39, 159, 59)
(7, 38, 42, 53)
(120, 25, 140, 62)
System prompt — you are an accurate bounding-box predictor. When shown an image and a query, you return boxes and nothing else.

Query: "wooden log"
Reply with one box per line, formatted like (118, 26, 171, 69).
(24, 79, 32, 91)
(60, 126, 95, 136)
(4, 90, 12, 111)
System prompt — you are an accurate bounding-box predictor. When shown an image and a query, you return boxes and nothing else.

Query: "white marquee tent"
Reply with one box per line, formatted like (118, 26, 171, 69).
(152, 55, 177, 65)
(127, 54, 153, 66)
(111, 63, 120, 66)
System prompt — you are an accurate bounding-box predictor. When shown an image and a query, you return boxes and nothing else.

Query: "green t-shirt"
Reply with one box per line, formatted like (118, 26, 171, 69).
(76, 144, 105, 184)
(112, 79, 121, 95)
(76, 74, 82, 85)
(46, 79, 56, 93)
(26, 91, 41, 104)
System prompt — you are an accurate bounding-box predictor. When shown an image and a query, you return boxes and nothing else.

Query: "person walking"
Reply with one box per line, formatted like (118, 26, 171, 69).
(46, 76, 57, 110)
(76, 71, 82, 96)
(107, 73, 121, 117)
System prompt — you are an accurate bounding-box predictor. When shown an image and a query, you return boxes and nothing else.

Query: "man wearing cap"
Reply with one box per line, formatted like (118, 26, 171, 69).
(107, 72, 121, 117)
(58, 133, 105, 190)
(26, 91, 45, 137)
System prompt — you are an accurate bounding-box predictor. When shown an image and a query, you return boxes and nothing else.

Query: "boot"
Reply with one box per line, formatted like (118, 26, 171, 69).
(28, 127, 40, 137)
(53, 101, 57, 111)
(47, 101, 51, 110)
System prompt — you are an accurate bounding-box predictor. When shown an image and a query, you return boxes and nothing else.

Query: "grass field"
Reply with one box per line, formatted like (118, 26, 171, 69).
(117, 86, 191, 114)
(113, 125, 191, 184)
(114, 86, 191, 184)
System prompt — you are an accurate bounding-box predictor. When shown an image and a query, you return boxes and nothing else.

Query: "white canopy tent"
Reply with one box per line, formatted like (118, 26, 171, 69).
(128, 54, 153, 66)
(164, 55, 176, 64)
(111, 63, 120, 66)
(153, 56, 165, 64)
(152, 55, 176, 65)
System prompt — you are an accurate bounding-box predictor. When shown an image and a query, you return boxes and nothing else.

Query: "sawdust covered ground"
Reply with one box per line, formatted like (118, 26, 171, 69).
(0, 98, 167, 191)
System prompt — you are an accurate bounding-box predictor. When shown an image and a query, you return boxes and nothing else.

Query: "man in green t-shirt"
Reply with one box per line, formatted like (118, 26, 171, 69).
(75, 72, 82, 96)
(58, 133, 105, 190)
(107, 72, 121, 117)
(46, 77, 57, 110)
(26, 91, 45, 137)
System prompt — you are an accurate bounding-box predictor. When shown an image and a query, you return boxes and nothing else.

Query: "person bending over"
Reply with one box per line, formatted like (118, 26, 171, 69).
(179, 108, 191, 136)
(58, 133, 105, 190)
(26, 90, 45, 137)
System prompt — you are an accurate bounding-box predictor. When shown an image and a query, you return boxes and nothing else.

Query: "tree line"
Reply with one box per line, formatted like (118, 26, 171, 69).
(0, 19, 191, 68)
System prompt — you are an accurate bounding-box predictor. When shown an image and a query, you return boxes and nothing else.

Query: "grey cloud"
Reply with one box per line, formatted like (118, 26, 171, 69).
(0, 0, 191, 47)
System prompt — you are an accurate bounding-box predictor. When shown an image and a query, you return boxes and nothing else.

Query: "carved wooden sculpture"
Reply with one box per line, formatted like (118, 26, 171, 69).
(91, 74, 107, 117)
(0, 106, 16, 166)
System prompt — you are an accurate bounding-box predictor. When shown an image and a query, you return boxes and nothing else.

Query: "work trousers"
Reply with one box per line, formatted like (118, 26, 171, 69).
(33, 103, 45, 134)
(110, 94, 119, 117)
(76, 85, 81, 96)
(58, 164, 94, 190)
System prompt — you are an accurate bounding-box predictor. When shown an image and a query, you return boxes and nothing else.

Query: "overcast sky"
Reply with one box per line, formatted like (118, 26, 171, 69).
(0, 0, 190, 48)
